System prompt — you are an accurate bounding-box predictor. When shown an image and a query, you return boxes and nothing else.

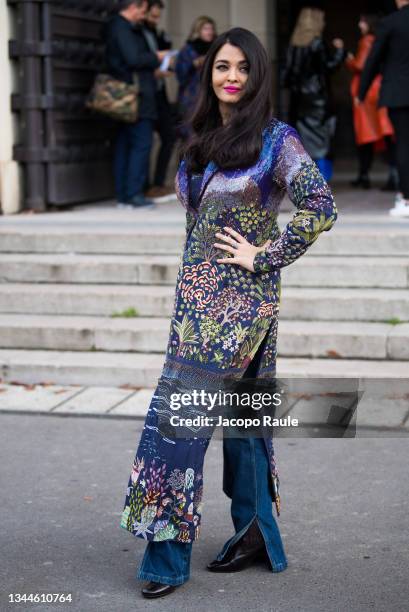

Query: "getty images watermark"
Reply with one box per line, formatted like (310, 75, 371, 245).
(168, 388, 298, 429)
(152, 376, 409, 439)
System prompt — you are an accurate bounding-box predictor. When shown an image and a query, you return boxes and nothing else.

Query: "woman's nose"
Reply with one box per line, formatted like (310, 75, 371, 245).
(227, 69, 239, 82)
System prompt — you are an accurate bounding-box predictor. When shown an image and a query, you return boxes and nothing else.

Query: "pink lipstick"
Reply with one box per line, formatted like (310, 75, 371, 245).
(224, 86, 241, 93)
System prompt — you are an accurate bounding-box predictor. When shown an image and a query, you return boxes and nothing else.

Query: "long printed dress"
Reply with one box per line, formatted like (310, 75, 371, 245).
(120, 118, 338, 543)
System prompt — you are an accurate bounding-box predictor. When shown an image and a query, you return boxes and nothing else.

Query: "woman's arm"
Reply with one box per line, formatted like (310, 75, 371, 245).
(253, 129, 337, 273)
(313, 37, 346, 72)
(345, 37, 373, 73)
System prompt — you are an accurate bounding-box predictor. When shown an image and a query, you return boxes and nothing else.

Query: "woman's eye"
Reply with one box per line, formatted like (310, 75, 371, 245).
(214, 64, 248, 73)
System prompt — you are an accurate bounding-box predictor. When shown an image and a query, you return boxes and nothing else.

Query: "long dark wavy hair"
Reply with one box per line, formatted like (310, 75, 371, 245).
(181, 27, 274, 171)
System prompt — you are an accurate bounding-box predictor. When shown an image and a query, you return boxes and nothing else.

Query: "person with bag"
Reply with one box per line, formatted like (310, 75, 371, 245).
(103, 0, 168, 208)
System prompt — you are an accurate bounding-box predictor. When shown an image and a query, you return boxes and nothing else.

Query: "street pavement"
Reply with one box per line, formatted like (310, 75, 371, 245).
(1, 411, 408, 612)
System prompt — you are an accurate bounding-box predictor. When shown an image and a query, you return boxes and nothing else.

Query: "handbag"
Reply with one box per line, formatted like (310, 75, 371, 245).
(86, 73, 139, 123)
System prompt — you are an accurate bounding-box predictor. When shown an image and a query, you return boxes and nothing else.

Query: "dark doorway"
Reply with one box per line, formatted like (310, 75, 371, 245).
(9, 0, 116, 211)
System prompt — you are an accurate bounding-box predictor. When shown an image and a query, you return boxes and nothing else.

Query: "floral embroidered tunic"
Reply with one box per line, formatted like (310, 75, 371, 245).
(120, 118, 338, 543)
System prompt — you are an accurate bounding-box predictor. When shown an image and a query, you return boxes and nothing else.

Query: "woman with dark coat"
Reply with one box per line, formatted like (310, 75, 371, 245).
(175, 16, 217, 139)
(346, 14, 396, 190)
(120, 27, 337, 599)
(282, 7, 346, 180)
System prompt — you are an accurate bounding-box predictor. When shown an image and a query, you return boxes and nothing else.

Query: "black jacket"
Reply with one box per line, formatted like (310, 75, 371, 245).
(103, 14, 160, 120)
(142, 23, 172, 51)
(359, 5, 409, 108)
(281, 38, 345, 159)
(283, 38, 346, 120)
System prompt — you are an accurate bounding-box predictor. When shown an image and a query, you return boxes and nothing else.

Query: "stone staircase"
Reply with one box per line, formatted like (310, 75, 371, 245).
(0, 206, 408, 386)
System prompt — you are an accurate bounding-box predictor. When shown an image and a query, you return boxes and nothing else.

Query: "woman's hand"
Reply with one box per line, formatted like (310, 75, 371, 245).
(214, 227, 271, 272)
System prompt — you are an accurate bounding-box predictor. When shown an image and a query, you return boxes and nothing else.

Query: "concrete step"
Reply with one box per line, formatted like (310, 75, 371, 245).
(278, 320, 409, 360)
(280, 287, 409, 322)
(0, 315, 408, 360)
(0, 349, 163, 387)
(1, 253, 408, 288)
(0, 253, 181, 285)
(0, 314, 171, 352)
(282, 256, 409, 288)
(0, 283, 408, 322)
(0, 349, 408, 387)
(0, 283, 173, 317)
(1, 226, 409, 256)
(0, 228, 185, 255)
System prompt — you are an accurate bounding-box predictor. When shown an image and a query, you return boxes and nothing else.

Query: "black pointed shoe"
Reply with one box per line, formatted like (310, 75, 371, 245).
(141, 581, 178, 599)
(207, 520, 269, 572)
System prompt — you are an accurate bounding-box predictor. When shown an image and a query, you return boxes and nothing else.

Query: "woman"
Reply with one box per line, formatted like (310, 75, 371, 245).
(282, 7, 346, 180)
(345, 14, 396, 190)
(175, 15, 217, 138)
(120, 27, 338, 599)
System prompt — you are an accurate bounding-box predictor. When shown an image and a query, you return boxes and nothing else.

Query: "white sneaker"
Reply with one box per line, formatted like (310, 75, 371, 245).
(389, 193, 409, 217)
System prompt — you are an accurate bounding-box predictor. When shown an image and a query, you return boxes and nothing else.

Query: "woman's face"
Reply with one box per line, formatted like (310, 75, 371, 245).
(359, 18, 369, 35)
(200, 22, 215, 42)
(212, 43, 249, 106)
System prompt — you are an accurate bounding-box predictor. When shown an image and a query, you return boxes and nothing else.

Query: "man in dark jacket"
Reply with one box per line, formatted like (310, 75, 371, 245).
(359, 0, 409, 217)
(143, 0, 177, 201)
(104, 0, 167, 208)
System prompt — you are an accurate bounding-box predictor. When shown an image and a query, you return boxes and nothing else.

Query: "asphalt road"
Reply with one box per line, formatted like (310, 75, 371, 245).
(1, 413, 408, 612)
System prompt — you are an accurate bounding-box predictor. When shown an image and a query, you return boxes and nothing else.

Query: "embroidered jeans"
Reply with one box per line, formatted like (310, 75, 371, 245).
(136, 436, 288, 586)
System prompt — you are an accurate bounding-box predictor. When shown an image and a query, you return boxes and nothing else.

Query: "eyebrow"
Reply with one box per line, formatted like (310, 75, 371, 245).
(214, 59, 249, 64)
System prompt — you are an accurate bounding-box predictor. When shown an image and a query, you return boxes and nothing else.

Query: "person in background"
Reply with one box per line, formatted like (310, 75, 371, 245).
(282, 6, 346, 181)
(143, 0, 177, 201)
(175, 15, 217, 139)
(358, 0, 409, 217)
(104, 0, 168, 209)
(346, 13, 396, 190)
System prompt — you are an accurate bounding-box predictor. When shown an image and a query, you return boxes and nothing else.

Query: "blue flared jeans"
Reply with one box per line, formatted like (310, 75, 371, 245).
(136, 435, 288, 586)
